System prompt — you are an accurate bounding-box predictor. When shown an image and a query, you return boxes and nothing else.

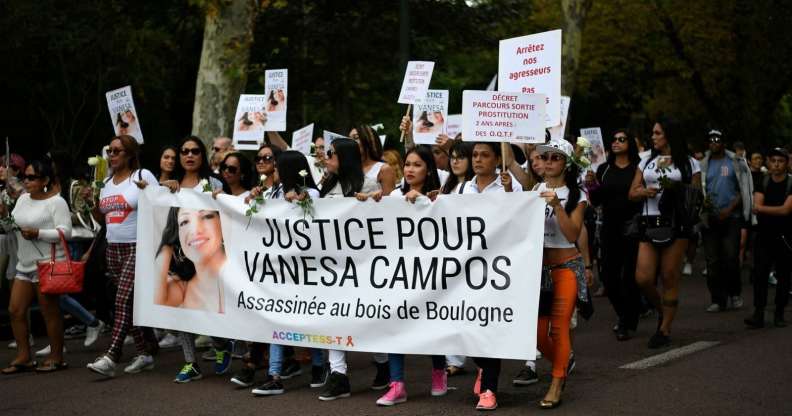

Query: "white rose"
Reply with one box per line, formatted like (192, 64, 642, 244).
(579, 156, 591, 167)
(87, 157, 99, 166)
(199, 179, 209, 187)
(298, 170, 308, 178)
(260, 174, 267, 183)
(576, 136, 591, 149)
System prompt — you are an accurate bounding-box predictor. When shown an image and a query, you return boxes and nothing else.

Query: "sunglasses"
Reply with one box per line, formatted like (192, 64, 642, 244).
(613, 136, 628, 143)
(709, 137, 722, 143)
(325, 149, 335, 159)
(539, 153, 565, 162)
(181, 148, 202, 156)
(23, 174, 43, 181)
(220, 164, 239, 174)
(107, 148, 124, 156)
(255, 155, 274, 163)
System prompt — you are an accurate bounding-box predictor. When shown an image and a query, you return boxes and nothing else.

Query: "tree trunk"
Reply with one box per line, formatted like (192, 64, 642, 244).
(560, 0, 593, 97)
(192, 0, 259, 146)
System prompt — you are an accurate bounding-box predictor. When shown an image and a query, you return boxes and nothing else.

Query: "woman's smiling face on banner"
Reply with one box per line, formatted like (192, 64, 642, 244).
(177, 208, 223, 264)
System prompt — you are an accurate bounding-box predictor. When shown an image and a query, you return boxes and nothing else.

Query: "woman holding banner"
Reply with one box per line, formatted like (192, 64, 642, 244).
(439, 141, 474, 196)
(629, 118, 701, 349)
(86, 135, 159, 378)
(351, 124, 396, 195)
(532, 138, 589, 409)
(363, 145, 446, 406)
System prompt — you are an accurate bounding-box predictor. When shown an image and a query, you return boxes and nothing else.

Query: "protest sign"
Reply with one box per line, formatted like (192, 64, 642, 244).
(412, 90, 449, 145)
(446, 114, 462, 139)
(548, 96, 571, 141)
(134, 188, 544, 359)
(498, 29, 562, 127)
(263, 69, 288, 131)
(232, 94, 267, 150)
(462, 91, 546, 144)
(291, 123, 314, 156)
(397, 61, 435, 105)
(323, 130, 347, 148)
(485, 74, 497, 91)
(580, 127, 606, 170)
(105, 86, 143, 143)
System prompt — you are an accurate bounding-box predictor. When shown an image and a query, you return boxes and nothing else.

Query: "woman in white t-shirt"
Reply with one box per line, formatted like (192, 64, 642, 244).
(3, 159, 72, 374)
(87, 135, 159, 378)
(161, 137, 223, 193)
(629, 118, 701, 350)
(351, 124, 396, 195)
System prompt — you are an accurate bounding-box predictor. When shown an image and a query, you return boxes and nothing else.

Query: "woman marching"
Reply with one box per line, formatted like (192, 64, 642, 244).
(629, 118, 701, 348)
(350, 124, 396, 195)
(87, 135, 159, 377)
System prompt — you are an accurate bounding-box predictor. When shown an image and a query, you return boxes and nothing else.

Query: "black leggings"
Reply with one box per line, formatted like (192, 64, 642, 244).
(752, 233, 792, 314)
(473, 357, 501, 393)
(601, 222, 642, 329)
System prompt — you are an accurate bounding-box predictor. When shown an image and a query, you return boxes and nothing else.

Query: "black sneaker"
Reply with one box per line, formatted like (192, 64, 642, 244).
(745, 310, 765, 329)
(231, 365, 256, 387)
(318, 371, 351, 401)
(371, 362, 390, 390)
(310, 365, 327, 388)
(512, 366, 538, 386)
(280, 359, 302, 380)
(615, 325, 631, 341)
(251, 377, 285, 396)
(647, 331, 671, 349)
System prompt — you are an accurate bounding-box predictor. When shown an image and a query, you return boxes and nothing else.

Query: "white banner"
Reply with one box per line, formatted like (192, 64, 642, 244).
(105, 86, 143, 143)
(232, 94, 267, 150)
(462, 91, 546, 143)
(412, 90, 449, 145)
(580, 127, 606, 170)
(398, 61, 435, 105)
(291, 123, 314, 156)
(446, 114, 462, 139)
(498, 30, 562, 127)
(134, 188, 544, 359)
(264, 69, 288, 131)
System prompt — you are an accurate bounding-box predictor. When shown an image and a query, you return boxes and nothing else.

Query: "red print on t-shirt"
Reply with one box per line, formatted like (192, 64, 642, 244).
(100, 195, 132, 224)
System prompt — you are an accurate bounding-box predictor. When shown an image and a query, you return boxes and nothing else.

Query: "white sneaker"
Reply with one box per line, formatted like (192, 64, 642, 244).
(124, 354, 155, 374)
(769, 272, 777, 286)
(35, 344, 67, 357)
(682, 263, 692, 276)
(87, 355, 117, 378)
(706, 303, 721, 313)
(84, 321, 106, 347)
(124, 335, 134, 345)
(158, 332, 180, 349)
(195, 335, 212, 348)
(702, 267, 708, 276)
(7, 335, 34, 349)
(731, 296, 744, 309)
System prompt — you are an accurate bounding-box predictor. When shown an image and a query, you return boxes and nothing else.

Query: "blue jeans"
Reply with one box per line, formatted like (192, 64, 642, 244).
(388, 354, 445, 382)
(59, 295, 96, 326)
(268, 345, 324, 376)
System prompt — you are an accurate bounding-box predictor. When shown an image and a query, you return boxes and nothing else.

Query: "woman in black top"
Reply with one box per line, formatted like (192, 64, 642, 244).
(586, 129, 642, 340)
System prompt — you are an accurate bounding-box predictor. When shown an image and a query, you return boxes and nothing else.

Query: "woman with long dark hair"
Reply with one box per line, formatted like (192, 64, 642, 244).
(156, 145, 178, 183)
(587, 129, 642, 340)
(218, 152, 253, 197)
(629, 117, 701, 349)
(350, 124, 396, 195)
(440, 141, 474, 195)
(161, 136, 223, 193)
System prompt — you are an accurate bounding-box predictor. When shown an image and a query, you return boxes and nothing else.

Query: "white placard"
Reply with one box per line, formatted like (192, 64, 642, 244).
(446, 114, 462, 139)
(397, 61, 435, 105)
(580, 127, 606, 170)
(134, 187, 544, 360)
(412, 90, 449, 145)
(291, 123, 314, 156)
(379, 135, 387, 147)
(264, 69, 288, 131)
(485, 74, 497, 91)
(323, 130, 347, 148)
(232, 94, 267, 151)
(548, 96, 571, 141)
(462, 91, 546, 143)
(105, 86, 143, 143)
(498, 29, 562, 127)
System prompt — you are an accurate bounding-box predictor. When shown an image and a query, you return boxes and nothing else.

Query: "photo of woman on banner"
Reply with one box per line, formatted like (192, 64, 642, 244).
(115, 113, 129, 136)
(266, 89, 285, 112)
(154, 206, 226, 314)
(237, 112, 254, 131)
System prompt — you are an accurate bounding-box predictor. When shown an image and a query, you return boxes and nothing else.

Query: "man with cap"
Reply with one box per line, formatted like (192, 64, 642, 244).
(746, 147, 792, 328)
(699, 129, 754, 312)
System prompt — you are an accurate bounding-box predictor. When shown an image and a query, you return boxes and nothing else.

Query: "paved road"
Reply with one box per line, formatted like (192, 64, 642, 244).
(1, 267, 789, 415)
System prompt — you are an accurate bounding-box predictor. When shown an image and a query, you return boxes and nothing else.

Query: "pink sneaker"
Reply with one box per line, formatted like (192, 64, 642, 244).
(376, 381, 407, 406)
(431, 368, 448, 396)
(476, 389, 498, 411)
(473, 368, 482, 397)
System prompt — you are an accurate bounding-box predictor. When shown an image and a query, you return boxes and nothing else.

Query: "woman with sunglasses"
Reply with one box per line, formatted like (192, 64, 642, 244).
(629, 117, 701, 349)
(586, 129, 642, 341)
(2, 159, 72, 374)
(533, 138, 588, 409)
(87, 135, 159, 378)
(371, 145, 445, 407)
(217, 152, 253, 198)
(161, 137, 223, 193)
(250, 144, 282, 197)
(350, 124, 396, 195)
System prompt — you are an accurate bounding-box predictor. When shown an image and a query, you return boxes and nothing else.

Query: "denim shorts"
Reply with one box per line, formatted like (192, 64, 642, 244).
(15, 269, 39, 283)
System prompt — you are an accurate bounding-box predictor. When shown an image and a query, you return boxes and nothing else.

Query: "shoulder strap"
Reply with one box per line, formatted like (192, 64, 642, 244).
(457, 181, 466, 194)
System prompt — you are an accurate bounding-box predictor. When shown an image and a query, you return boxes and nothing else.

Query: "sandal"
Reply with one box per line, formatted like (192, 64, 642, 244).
(2, 361, 37, 375)
(35, 360, 68, 373)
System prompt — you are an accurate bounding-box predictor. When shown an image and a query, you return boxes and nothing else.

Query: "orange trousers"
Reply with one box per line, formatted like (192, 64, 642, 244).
(537, 267, 577, 378)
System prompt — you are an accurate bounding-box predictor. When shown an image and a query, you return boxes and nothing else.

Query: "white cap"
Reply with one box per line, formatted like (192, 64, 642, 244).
(536, 138, 573, 159)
